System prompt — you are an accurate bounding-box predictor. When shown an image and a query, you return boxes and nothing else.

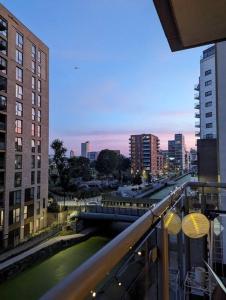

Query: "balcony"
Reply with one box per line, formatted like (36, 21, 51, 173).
(42, 182, 226, 300)
(195, 113, 200, 118)
(0, 114, 6, 131)
(195, 122, 200, 128)
(0, 96, 6, 111)
(0, 76, 7, 93)
(194, 93, 200, 100)
(0, 153, 5, 169)
(0, 132, 6, 151)
(195, 131, 200, 137)
(0, 57, 7, 73)
(194, 83, 200, 91)
(0, 39, 7, 52)
(194, 103, 200, 110)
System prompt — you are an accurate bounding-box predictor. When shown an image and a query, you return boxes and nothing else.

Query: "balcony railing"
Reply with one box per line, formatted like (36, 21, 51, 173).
(194, 103, 200, 109)
(0, 142, 5, 150)
(194, 93, 200, 100)
(194, 83, 200, 91)
(195, 122, 200, 128)
(195, 113, 200, 118)
(195, 131, 200, 137)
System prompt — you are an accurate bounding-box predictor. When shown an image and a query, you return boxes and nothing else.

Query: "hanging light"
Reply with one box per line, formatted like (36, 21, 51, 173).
(182, 212, 210, 239)
(164, 211, 181, 235)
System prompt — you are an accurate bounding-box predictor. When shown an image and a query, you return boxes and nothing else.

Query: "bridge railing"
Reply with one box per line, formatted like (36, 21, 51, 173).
(41, 182, 187, 300)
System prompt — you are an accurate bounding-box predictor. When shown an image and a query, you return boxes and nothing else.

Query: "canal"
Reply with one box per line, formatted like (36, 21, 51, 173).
(150, 174, 192, 200)
(0, 236, 109, 300)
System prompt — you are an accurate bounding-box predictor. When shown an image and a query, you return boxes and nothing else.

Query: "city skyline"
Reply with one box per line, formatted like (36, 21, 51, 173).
(1, 1, 205, 156)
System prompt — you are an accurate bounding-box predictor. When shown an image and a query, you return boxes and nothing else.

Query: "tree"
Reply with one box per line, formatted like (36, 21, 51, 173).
(68, 156, 91, 181)
(95, 149, 119, 176)
(51, 139, 69, 208)
(133, 174, 142, 185)
(117, 155, 131, 183)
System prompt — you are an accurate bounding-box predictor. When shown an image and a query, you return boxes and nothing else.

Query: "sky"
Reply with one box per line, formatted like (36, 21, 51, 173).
(2, 0, 206, 156)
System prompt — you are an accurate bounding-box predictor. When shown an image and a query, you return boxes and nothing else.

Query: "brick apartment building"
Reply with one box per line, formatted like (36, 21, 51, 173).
(0, 4, 49, 247)
(130, 134, 159, 176)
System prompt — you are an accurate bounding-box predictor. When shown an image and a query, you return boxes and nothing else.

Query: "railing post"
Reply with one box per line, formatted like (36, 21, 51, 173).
(160, 217, 169, 300)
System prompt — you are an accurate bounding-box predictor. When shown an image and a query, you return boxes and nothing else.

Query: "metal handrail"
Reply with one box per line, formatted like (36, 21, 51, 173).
(41, 183, 187, 300)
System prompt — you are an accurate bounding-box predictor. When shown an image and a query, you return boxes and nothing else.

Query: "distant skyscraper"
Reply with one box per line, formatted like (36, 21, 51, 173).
(81, 141, 90, 158)
(130, 134, 159, 176)
(87, 151, 99, 161)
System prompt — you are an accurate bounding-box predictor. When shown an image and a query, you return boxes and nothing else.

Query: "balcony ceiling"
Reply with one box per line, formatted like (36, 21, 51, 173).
(153, 0, 226, 51)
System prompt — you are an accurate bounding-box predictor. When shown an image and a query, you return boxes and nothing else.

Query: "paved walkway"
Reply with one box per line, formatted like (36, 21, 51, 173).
(0, 228, 94, 271)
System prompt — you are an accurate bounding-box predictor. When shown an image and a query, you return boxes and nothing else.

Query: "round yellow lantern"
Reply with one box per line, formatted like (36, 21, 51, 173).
(164, 212, 181, 235)
(182, 212, 210, 239)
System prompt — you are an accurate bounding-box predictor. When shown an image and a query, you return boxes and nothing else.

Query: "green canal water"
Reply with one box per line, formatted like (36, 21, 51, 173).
(0, 236, 109, 300)
(150, 174, 193, 200)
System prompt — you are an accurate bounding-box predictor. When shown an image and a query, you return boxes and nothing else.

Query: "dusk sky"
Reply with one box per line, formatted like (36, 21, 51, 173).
(2, 0, 206, 156)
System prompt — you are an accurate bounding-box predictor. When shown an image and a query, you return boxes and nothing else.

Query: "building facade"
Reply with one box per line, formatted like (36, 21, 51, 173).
(81, 141, 90, 158)
(87, 151, 99, 162)
(0, 5, 49, 247)
(168, 134, 186, 172)
(130, 134, 159, 176)
(195, 45, 217, 140)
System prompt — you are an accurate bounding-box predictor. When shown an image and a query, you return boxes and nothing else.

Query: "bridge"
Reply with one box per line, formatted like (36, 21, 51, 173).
(76, 205, 149, 222)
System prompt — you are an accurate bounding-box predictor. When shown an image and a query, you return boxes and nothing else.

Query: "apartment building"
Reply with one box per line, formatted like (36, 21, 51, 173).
(0, 4, 49, 247)
(168, 134, 186, 172)
(195, 45, 217, 140)
(130, 134, 159, 176)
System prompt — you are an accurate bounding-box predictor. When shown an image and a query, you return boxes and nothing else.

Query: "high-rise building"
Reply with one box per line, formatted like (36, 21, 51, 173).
(168, 134, 186, 172)
(70, 150, 75, 158)
(87, 151, 99, 162)
(81, 141, 90, 158)
(130, 134, 159, 176)
(0, 5, 49, 247)
(194, 45, 217, 140)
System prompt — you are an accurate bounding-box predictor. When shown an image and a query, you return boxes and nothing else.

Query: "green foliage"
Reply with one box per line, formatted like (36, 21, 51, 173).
(68, 156, 91, 181)
(133, 174, 142, 185)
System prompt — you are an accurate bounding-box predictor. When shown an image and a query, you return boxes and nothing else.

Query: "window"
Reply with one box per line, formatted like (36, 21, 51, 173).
(30, 187, 35, 200)
(37, 95, 41, 107)
(31, 123, 35, 136)
(206, 123, 213, 128)
(9, 190, 21, 206)
(31, 155, 35, 169)
(0, 76, 7, 92)
(37, 50, 41, 63)
(0, 37, 7, 55)
(0, 56, 7, 74)
(16, 32, 23, 49)
(36, 201, 41, 215)
(32, 108, 35, 121)
(43, 198, 46, 209)
(16, 67, 23, 82)
(205, 101, 212, 107)
(15, 137, 22, 152)
(206, 112, 212, 118)
(31, 171, 35, 185)
(38, 80, 41, 92)
(37, 140, 41, 153)
(0, 95, 6, 111)
(16, 101, 23, 116)
(24, 206, 28, 219)
(32, 44, 36, 59)
(205, 69, 211, 76)
(0, 17, 7, 37)
(37, 110, 41, 122)
(15, 119, 22, 134)
(13, 208, 20, 223)
(16, 49, 23, 65)
(14, 172, 22, 187)
(37, 155, 41, 168)
(31, 139, 35, 152)
(37, 186, 40, 199)
(16, 84, 23, 99)
(37, 171, 41, 184)
(37, 125, 41, 137)
(205, 80, 212, 86)
(15, 155, 22, 169)
(15, 190, 21, 205)
(206, 134, 214, 139)
(38, 65, 41, 77)
(32, 92, 35, 105)
(32, 76, 35, 89)
(205, 91, 212, 97)
(32, 61, 36, 74)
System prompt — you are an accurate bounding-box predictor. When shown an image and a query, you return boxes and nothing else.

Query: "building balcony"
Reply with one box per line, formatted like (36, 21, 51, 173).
(195, 113, 200, 118)
(194, 103, 200, 109)
(0, 76, 7, 93)
(0, 59, 6, 72)
(0, 39, 7, 52)
(194, 83, 200, 91)
(195, 122, 200, 128)
(195, 131, 200, 137)
(0, 22, 7, 32)
(0, 96, 6, 112)
(194, 93, 200, 100)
